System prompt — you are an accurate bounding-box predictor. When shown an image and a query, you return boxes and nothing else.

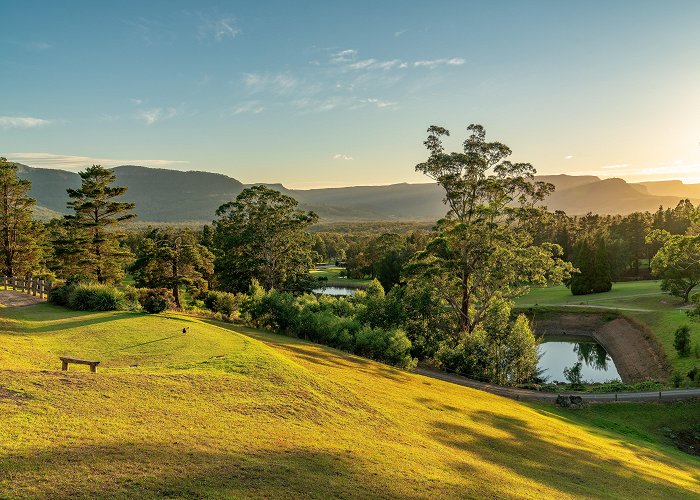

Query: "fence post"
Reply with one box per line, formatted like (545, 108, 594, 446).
(2, 277, 6, 290)
(39, 279, 44, 299)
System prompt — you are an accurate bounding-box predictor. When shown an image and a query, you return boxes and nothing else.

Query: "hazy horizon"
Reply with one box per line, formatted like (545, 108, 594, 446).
(3, 1, 699, 189)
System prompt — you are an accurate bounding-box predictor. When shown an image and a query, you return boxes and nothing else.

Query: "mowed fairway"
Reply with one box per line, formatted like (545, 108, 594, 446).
(516, 280, 700, 374)
(1, 304, 699, 498)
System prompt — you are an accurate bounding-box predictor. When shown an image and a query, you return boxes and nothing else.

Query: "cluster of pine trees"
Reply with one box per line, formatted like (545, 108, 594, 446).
(568, 237, 612, 295)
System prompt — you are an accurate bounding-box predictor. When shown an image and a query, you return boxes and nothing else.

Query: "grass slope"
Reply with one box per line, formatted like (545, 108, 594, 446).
(517, 280, 700, 375)
(1, 304, 698, 498)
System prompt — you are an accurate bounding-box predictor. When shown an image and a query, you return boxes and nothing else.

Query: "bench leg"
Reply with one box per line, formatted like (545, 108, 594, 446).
(62, 361, 68, 371)
(90, 364, 97, 373)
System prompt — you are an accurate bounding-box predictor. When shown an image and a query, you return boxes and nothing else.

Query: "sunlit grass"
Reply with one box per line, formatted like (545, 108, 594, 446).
(0, 304, 698, 498)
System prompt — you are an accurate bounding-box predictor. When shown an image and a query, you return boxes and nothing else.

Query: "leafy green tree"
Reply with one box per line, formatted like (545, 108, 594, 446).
(409, 124, 573, 337)
(648, 230, 700, 302)
(131, 227, 214, 307)
(213, 185, 319, 292)
(0, 158, 43, 277)
(58, 165, 136, 283)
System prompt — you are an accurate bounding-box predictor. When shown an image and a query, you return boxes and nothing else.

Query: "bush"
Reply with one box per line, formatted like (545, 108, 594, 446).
(65, 282, 126, 311)
(139, 288, 174, 314)
(672, 371, 684, 388)
(204, 291, 240, 318)
(674, 325, 692, 357)
(48, 280, 72, 306)
(563, 362, 584, 387)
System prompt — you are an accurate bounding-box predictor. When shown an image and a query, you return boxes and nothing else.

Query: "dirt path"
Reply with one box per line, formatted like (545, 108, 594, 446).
(532, 312, 669, 383)
(414, 366, 700, 403)
(556, 304, 653, 312)
(0, 291, 45, 307)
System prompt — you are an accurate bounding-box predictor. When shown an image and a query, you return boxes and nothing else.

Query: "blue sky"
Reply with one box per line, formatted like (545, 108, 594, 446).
(2, 1, 699, 188)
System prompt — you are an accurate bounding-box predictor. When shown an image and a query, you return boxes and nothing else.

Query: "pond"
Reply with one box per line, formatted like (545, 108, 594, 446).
(312, 286, 358, 296)
(538, 335, 621, 383)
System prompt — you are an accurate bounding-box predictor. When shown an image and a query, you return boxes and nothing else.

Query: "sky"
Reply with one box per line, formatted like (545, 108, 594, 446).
(2, 0, 700, 188)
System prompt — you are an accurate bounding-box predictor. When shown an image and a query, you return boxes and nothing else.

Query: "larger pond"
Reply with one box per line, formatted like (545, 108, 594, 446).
(312, 286, 358, 296)
(538, 335, 621, 383)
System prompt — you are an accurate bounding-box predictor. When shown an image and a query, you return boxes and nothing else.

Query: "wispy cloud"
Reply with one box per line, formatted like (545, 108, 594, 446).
(564, 155, 574, 160)
(348, 59, 406, 70)
(0, 116, 51, 129)
(137, 107, 177, 124)
(8, 153, 189, 170)
(333, 154, 353, 160)
(243, 72, 299, 95)
(123, 17, 176, 46)
(196, 14, 240, 41)
(26, 41, 52, 50)
(394, 30, 407, 38)
(413, 58, 465, 68)
(232, 101, 265, 115)
(331, 49, 357, 62)
(358, 98, 397, 109)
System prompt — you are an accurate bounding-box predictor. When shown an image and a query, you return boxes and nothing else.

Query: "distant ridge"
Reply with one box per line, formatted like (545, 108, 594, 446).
(10, 163, 700, 223)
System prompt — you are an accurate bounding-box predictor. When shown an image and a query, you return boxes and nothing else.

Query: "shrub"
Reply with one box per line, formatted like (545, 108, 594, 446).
(204, 291, 240, 318)
(563, 362, 584, 386)
(66, 282, 126, 311)
(674, 325, 692, 357)
(48, 280, 72, 306)
(688, 366, 699, 382)
(139, 288, 174, 314)
(672, 371, 684, 388)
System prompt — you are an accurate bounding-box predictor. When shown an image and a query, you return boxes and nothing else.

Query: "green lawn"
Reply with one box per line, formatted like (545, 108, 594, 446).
(310, 267, 370, 287)
(517, 281, 700, 376)
(1, 304, 698, 498)
(534, 399, 700, 457)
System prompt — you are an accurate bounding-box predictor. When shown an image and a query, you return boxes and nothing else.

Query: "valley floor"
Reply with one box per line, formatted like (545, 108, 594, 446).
(1, 304, 698, 498)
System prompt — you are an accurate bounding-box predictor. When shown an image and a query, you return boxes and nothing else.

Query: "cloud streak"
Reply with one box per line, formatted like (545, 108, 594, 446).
(8, 153, 189, 170)
(333, 154, 353, 160)
(138, 107, 178, 124)
(0, 116, 52, 129)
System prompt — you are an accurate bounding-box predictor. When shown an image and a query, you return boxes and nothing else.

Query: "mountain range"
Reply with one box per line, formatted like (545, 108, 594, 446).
(13, 164, 700, 223)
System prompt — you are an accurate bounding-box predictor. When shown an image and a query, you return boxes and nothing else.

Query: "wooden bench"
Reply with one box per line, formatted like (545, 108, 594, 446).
(60, 356, 100, 373)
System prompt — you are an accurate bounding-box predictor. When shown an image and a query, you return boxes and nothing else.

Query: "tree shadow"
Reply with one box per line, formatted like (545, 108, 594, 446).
(430, 411, 699, 498)
(0, 443, 408, 498)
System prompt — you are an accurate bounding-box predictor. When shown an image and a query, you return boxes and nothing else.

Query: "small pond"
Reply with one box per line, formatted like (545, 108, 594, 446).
(538, 335, 621, 383)
(312, 286, 358, 296)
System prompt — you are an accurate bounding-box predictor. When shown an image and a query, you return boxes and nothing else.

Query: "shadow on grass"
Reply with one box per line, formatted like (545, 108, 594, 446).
(1, 306, 201, 335)
(431, 411, 699, 498)
(0, 444, 409, 499)
(204, 319, 412, 382)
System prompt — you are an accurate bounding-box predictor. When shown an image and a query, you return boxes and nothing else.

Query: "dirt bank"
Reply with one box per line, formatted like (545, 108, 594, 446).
(0, 291, 45, 307)
(532, 312, 670, 383)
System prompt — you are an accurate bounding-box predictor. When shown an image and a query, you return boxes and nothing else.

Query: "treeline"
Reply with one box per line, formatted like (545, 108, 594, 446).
(4, 122, 700, 387)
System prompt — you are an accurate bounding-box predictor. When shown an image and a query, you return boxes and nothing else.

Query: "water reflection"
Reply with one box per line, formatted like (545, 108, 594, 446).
(538, 335, 620, 383)
(573, 341, 609, 371)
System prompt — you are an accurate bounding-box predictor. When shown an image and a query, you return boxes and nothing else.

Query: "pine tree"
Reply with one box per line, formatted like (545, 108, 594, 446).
(592, 236, 612, 293)
(59, 165, 136, 283)
(0, 158, 42, 277)
(569, 239, 594, 295)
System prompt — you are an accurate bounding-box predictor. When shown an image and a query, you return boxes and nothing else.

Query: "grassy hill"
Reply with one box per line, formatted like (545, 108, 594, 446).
(1, 303, 698, 498)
